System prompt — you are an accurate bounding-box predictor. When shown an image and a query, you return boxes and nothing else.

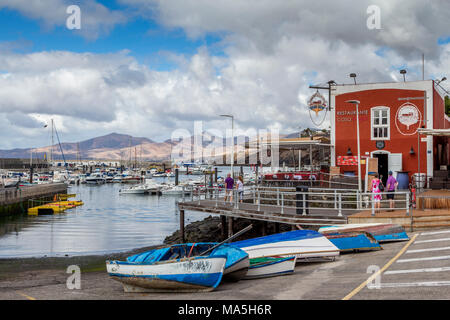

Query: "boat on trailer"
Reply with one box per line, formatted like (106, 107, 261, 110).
(106, 243, 249, 292)
(321, 231, 382, 253)
(319, 223, 409, 243)
(243, 256, 297, 280)
(231, 230, 340, 261)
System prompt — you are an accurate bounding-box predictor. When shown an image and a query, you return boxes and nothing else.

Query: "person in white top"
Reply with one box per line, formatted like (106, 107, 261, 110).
(236, 175, 244, 203)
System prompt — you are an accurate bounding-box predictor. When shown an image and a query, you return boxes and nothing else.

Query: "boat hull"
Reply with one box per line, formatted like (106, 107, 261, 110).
(324, 231, 382, 252)
(106, 256, 226, 293)
(126, 243, 249, 282)
(244, 256, 296, 280)
(319, 223, 409, 243)
(231, 230, 340, 260)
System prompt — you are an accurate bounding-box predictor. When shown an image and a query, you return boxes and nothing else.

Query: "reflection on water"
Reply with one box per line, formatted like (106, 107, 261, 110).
(0, 178, 210, 258)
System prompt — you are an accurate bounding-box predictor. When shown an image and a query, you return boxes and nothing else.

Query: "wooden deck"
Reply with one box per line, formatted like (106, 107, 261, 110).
(178, 199, 349, 226)
(416, 189, 450, 210)
(348, 206, 450, 230)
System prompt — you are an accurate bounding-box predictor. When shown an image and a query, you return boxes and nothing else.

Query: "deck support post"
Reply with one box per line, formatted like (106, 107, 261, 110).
(221, 215, 227, 240)
(228, 217, 233, 238)
(180, 209, 185, 243)
(262, 221, 267, 236)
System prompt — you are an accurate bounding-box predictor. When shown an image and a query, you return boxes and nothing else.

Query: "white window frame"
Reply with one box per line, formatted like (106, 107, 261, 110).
(371, 106, 390, 140)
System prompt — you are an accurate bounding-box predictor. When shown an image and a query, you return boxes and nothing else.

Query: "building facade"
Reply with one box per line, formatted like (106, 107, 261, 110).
(330, 80, 448, 188)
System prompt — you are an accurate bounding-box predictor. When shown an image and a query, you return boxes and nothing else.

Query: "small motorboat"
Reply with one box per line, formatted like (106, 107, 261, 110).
(106, 243, 248, 292)
(231, 230, 340, 261)
(85, 173, 106, 185)
(321, 231, 382, 253)
(119, 184, 149, 194)
(160, 185, 191, 196)
(243, 256, 297, 280)
(319, 223, 409, 243)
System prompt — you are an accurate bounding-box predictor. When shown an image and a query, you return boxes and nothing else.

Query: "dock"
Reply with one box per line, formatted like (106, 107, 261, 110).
(0, 183, 68, 216)
(176, 185, 450, 242)
(176, 186, 354, 242)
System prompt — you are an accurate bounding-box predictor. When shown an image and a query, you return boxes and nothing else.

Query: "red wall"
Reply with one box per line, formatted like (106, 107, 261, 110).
(335, 89, 428, 177)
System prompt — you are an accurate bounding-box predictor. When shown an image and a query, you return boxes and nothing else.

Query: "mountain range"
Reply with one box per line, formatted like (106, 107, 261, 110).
(0, 130, 328, 163)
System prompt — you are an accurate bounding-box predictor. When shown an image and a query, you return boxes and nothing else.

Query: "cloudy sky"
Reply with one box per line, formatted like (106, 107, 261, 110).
(0, 0, 449, 149)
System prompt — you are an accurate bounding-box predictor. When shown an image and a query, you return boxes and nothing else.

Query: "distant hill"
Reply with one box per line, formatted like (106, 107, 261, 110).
(0, 129, 330, 163)
(0, 133, 169, 161)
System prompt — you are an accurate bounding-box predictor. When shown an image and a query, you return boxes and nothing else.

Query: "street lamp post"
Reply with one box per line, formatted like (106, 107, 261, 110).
(345, 100, 362, 195)
(220, 114, 234, 177)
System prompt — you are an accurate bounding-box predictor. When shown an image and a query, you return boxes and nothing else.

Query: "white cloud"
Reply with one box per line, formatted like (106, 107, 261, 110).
(0, 0, 128, 40)
(1, 1, 450, 150)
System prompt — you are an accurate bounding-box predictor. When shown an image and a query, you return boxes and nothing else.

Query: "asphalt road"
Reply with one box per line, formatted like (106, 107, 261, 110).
(1, 229, 450, 301)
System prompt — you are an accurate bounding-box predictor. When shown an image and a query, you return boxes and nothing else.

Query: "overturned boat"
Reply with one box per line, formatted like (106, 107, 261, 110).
(321, 230, 382, 253)
(319, 223, 409, 243)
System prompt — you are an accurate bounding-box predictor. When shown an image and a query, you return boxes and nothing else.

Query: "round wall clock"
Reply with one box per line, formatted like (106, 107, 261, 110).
(376, 141, 385, 149)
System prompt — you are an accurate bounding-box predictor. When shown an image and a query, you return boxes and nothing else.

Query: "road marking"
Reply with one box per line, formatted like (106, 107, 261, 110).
(342, 234, 418, 300)
(378, 281, 450, 288)
(415, 237, 450, 244)
(384, 266, 450, 275)
(406, 246, 450, 254)
(420, 230, 450, 236)
(397, 255, 450, 263)
(16, 291, 36, 300)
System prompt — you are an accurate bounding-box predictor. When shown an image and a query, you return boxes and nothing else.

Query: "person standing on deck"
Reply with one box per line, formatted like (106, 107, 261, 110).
(386, 171, 398, 211)
(371, 173, 382, 214)
(224, 173, 234, 203)
(236, 175, 244, 203)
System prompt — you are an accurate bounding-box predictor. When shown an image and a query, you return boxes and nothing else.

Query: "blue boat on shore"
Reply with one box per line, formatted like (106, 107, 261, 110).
(126, 243, 250, 282)
(106, 242, 249, 292)
(322, 231, 382, 253)
(319, 223, 409, 243)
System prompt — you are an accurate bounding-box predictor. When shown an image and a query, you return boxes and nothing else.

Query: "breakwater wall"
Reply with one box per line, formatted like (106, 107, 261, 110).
(0, 183, 68, 216)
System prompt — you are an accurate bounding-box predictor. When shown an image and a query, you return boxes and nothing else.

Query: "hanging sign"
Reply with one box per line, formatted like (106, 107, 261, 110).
(395, 102, 422, 135)
(308, 90, 328, 126)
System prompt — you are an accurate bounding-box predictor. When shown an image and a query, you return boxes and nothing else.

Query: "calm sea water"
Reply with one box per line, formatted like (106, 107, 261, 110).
(0, 167, 254, 258)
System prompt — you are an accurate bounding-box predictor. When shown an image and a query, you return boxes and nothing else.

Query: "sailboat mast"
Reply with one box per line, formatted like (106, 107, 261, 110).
(50, 119, 54, 166)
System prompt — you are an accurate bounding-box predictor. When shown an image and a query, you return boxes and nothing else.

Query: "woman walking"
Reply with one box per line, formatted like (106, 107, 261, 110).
(371, 173, 382, 214)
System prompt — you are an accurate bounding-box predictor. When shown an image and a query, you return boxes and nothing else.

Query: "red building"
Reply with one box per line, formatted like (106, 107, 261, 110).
(331, 80, 449, 189)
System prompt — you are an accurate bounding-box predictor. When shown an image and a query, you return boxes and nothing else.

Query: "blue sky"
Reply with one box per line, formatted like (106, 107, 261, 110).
(0, 3, 225, 71)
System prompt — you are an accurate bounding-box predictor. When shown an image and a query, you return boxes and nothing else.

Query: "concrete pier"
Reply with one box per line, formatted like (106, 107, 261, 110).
(0, 183, 68, 216)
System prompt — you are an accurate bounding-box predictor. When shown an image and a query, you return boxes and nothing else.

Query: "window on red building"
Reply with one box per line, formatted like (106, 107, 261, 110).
(371, 106, 390, 140)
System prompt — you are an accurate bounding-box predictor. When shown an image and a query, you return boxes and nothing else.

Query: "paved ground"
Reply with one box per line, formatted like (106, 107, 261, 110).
(1, 229, 450, 301)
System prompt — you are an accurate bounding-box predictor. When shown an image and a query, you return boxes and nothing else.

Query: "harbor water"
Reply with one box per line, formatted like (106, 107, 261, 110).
(0, 167, 254, 258)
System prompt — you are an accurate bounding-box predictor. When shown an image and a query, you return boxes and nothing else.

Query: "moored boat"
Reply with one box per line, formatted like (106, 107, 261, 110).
(319, 223, 409, 243)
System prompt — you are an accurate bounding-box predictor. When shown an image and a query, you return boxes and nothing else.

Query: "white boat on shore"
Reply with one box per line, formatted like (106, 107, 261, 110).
(231, 230, 340, 261)
(244, 256, 297, 280)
